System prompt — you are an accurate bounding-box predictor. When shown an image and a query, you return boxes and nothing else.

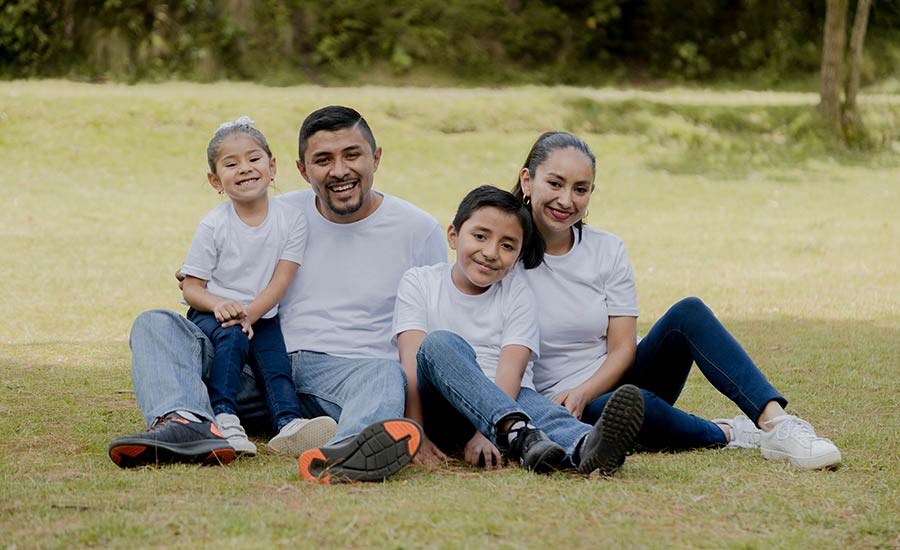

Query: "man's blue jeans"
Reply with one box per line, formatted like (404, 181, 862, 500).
(416, 330, 591, 462)
(129, 309, 406, 444)
(187, 309, 302, 432)
(582, 297, 787, 451)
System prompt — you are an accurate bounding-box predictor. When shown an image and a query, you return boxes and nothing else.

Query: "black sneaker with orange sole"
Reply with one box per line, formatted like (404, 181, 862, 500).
(108, 412, 236, 468)
(298, 419, 422, 483)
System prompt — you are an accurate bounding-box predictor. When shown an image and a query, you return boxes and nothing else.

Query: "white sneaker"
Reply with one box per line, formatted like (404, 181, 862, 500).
(712, 415, 761, 449)
(215, 413, 257, 456)
(760, 414, 841, 470)
(267, 416, 337, 457)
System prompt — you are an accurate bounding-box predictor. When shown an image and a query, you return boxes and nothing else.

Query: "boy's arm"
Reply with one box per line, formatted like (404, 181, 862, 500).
(182, 276, 248, 323)
(397, 330, 447, 465)
(493, 344, 531, 401)
(245, 259, 299, 325)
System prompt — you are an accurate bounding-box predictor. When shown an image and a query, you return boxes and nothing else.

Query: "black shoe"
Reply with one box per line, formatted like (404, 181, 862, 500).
(108, 412, 236, 468)
(505, 421, 566, 474)
(297, 419, 422, 483)
(577, 384, 644, 476)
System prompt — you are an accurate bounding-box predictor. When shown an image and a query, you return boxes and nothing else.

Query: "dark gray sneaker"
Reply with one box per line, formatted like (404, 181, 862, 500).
(108, 412, 235, 468)
(578, 384, 644, 476)
(506, 421, 566, 473)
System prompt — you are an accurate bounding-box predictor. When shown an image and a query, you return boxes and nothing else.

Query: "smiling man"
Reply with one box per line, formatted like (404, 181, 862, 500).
(109, 106, 447, 483)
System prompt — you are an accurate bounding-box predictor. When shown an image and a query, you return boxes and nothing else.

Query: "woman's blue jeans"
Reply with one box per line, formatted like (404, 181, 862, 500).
(417, 330, 591, 462)
(582, 297, 787, 451)
(188, 309, 302, 432)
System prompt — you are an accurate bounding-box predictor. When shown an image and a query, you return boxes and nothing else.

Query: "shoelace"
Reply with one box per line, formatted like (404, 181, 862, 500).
(766, 415, 819, 442)
(147, 416, 170, 431)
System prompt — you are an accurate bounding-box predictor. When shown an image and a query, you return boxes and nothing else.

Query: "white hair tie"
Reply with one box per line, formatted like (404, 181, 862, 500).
(217, 115, 255, 131)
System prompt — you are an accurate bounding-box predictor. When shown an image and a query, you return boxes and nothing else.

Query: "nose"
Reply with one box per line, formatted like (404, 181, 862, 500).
(482, 241, 499, 260)
(557, 189, 573, 208)
(331, 157, 349, 178)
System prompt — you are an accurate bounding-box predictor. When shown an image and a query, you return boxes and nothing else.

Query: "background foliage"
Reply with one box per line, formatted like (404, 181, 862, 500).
(2, 0, 900, 85)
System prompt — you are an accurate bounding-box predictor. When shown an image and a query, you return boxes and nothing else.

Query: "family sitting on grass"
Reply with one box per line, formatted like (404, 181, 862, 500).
(107, 106, 842, 483)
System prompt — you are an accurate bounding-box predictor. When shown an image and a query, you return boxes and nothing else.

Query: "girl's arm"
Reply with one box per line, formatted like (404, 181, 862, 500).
(397, 330, 447, 465)
(245, 259, 299, 325)
(555, 315, 637, 419)
(182, 276, 247, 323)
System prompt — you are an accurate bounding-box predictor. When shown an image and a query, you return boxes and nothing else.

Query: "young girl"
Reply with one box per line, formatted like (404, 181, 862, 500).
(393, 185, 644, 475)
(513, 131, 841, 470)
(181, 116, 336, 457)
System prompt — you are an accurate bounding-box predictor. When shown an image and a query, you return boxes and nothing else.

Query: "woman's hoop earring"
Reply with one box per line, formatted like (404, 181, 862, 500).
(523, 195, 531, 206)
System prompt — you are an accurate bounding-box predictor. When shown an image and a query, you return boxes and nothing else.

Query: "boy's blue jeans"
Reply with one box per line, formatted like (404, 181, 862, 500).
(187, 309, 301, 432)
(582, 297, 787, 451)
(416, 330, 591, 463)
(129, 309, 405, 444)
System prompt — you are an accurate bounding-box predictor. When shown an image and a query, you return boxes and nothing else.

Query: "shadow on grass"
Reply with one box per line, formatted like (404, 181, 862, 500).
(563, 97, 900, 180)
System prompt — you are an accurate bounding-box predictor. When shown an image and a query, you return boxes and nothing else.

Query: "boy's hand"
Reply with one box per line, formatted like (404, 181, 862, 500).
(464, 431, 502, 469)
(413, 436, 448, 466)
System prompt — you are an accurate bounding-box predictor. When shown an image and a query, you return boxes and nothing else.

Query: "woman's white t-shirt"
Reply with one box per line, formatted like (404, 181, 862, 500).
(518, 225, 638, 398)
(181, 200, 307, 319)
(392, 263, 541, 390)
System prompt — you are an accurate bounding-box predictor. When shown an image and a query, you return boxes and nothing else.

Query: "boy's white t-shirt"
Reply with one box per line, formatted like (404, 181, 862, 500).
(181, 200, 307, 319)
(392, 263, 541, 390)
(517, 225, 638, 398)
(277, 189, 446, 358)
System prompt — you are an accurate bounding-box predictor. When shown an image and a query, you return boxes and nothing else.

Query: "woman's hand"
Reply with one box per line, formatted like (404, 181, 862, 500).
(554, 386, 591, 420)
(464, 431, 502, 469)
(413, 436, 448, 466)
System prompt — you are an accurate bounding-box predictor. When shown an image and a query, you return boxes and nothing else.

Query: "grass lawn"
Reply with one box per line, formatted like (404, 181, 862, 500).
(1, 80, 898, 549)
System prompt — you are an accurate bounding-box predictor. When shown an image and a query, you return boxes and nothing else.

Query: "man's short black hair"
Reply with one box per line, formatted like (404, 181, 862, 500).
(298, 105, 376, 160)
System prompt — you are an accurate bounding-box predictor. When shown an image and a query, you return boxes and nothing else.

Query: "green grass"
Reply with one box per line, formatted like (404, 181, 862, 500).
(1, 80, 899, 548)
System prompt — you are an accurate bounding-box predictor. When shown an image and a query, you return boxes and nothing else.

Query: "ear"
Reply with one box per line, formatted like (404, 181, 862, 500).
(296, 158, 310, 182)
(269, 156, 277, 180)
(446, 224, 458, 251)
(207, 172, 223, 193)
(372, 146, 383, 172)
(519, 167, 532, 198)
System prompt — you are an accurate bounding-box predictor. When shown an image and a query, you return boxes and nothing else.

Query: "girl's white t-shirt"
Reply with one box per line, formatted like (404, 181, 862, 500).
(518, 225, 638, 398)
(392, 262, 541, 390)
(276, 190, 447, 358)
(181, 200, 307, 319)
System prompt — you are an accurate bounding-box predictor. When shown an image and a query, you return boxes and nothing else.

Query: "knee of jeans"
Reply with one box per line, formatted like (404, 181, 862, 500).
(670, 296, 711, 318)
(418, 330, 468, 360)
(220, 324, 250, 349)
(130, 309, 181, 344)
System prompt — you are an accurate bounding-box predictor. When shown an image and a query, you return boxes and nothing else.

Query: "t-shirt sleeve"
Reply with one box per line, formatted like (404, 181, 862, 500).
(391, 268, 429, 342)
(415, 222, 448, 267)
(605, 240, 639, 317)
(501, 279, 541, 359)
(181, 218, 217, 281)
(280, 207, 308, 266)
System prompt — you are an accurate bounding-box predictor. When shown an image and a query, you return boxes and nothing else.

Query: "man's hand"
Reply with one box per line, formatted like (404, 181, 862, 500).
(463, 431, 502, 469)
(412, 436, 448, 466)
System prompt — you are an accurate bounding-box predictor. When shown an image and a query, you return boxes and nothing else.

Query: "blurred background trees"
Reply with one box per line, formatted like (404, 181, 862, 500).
(2, 0, 897, 88)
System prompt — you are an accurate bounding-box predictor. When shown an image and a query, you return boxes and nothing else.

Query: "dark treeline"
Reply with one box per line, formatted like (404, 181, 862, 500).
(2, 0, 899, 85)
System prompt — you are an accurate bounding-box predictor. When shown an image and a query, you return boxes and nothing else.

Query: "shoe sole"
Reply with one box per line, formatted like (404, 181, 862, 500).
(578, 384, 644, 476)
(109, 439, 236, 468)
(762, 447, 842, 470)
(297, 419, 422, 484)
(268, 417, 338, 457)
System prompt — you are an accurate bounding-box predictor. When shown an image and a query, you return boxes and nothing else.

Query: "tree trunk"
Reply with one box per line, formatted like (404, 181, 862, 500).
(819, 0, 848, 130)
(845, 0, 872, 115)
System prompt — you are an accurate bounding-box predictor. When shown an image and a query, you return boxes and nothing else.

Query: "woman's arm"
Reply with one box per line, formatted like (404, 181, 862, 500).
(555, 315, 637, 418)
(245, 259, 299, 325)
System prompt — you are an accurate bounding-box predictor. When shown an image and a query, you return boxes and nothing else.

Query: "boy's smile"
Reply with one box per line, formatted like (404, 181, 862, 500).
(448, 206, 523, 295)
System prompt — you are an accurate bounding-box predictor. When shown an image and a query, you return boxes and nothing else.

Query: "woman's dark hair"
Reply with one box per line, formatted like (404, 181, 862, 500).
(511, 131, 596, 239)
(452, 185, 544, 269)
(298, 105, 376, 160)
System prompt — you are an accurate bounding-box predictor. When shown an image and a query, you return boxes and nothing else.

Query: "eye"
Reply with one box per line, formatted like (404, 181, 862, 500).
(472, 233, 486, 240)
(250, 156, 262, 163)
(547, 180, 562, 189)
(346, 152, 360, 160)
(224, 162, 237, 168)
(575, 186, 590, 194)
(315, 158, 330, 166)
(501, 243, 516, 251)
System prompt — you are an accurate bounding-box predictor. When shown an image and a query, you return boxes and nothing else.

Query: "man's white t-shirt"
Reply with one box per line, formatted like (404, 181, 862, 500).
(181, 200, 307, 319)
(392, 263, 541, 390)
(277, 189, 446, 358)
(518, 225, 638, 398)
